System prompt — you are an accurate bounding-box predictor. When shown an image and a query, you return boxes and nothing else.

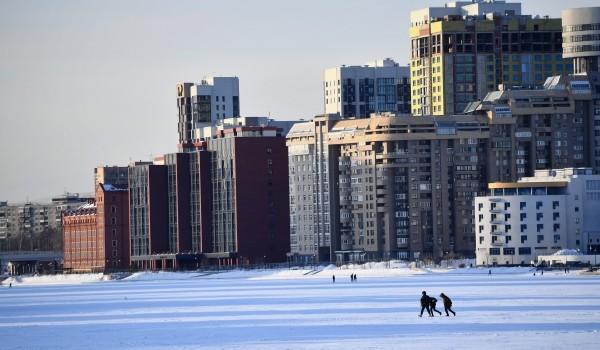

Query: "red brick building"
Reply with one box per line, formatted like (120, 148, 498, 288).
(62, 202, 99, 272)
(62, 183, 129, 272)
(96, 183, 130, 271)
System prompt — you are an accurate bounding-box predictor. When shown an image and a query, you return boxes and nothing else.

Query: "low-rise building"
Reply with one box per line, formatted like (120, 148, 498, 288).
(475, 168, 600, 266)
(62, 184, 129, 272)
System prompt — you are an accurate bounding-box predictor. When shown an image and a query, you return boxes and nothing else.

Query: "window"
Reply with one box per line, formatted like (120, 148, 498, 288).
(503, 248, 515, 255)
(490, 248, 500, 255)
(519, 247, 531, 255)
(521, 235, 527, 243)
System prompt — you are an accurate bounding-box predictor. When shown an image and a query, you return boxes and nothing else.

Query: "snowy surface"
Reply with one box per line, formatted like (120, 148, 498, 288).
(1, 263, 600, 350)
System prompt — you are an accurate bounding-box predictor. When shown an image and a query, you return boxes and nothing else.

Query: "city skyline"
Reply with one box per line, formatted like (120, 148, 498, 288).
(1, 0, 599, 203)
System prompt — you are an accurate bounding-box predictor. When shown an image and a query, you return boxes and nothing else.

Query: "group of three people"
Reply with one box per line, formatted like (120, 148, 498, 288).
(419, 291, 456, 317)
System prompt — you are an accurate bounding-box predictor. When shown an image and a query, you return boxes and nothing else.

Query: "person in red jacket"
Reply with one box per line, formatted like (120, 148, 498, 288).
(440, 292, 456, 316)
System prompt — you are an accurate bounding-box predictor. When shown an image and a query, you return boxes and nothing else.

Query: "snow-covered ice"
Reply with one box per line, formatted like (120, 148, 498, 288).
(1, 263, 599, 350)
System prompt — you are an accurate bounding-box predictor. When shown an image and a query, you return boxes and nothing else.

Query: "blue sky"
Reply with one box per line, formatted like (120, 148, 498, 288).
(1, 0, 598, 203)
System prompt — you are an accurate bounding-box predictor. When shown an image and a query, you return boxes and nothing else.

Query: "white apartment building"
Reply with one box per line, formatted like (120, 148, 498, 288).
(562, 6, 600, 74)
(323, 59, 410, 119)
(475, 168, 600, 266)
(0, 194, 91, 252)
(176, 77, 240, 147)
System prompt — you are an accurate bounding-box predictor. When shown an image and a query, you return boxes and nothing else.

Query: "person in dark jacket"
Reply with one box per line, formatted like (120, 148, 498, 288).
(429, 296, 442, 316)
(440, 292, 456, 316)
(419, 291, 432, 317)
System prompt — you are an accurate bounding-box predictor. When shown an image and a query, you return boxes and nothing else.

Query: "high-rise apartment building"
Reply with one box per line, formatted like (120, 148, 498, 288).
(176, 78, 240, 148)
(410, 1, 572, 116)
(289, 73, 600, 263)
(128, 164, 170, 269)
(287, 115, 339, 264)
(206, 126, 290, 264)
(128, 116, 292, 268)
(323, 59, 410, 119)
(288, 113, 495, 263)
(466, 72, 600, 178)
(562, 7, 600, 74)
(128, 155, 212, 270)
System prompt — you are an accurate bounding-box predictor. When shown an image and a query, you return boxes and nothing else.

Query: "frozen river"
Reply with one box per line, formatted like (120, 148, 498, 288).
(1, 266, 599, 349)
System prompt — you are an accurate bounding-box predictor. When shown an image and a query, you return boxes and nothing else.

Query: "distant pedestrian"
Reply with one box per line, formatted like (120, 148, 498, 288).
(440, 293, 456, 316)
(419, 291, 432, 317)
(541, 270, 543, 276)
(489, 269, 491, 275)
(332, 275, 335, 283)
(429, 296, 442, 316)
(9, 283, 12, 288)
(354, 274, 357, 282)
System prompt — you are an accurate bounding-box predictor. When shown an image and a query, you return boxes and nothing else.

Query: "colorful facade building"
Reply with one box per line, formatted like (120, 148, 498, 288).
(410, 1, 572, 115)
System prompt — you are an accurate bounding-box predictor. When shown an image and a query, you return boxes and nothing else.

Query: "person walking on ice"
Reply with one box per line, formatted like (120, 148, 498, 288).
(419, 291, 432, 317)
(429, 295, 442, 316)
(440, 292, 456, 316)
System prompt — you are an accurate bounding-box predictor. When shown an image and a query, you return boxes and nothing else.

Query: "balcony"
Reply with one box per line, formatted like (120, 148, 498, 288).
(490, 231, 503, 235)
